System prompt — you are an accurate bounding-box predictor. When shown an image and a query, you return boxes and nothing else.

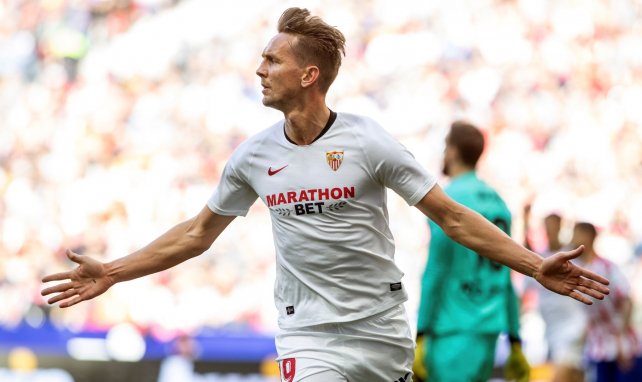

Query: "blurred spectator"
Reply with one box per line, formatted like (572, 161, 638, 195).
(1, 0, 642, 349)
(572, 222, 642, 382)
(0, 347, 74, 381)
(157, 334, 197, 382)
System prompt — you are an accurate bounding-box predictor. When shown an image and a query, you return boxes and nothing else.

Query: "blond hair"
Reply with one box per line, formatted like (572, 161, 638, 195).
(277, 7, 346, 92)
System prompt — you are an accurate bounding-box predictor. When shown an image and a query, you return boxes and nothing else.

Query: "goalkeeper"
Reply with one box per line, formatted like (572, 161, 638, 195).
(414, 121, 529, 382)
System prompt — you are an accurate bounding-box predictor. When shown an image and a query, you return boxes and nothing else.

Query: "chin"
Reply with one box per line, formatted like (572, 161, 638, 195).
(262, 95, 276, 105)
(263, 99, 285, 112)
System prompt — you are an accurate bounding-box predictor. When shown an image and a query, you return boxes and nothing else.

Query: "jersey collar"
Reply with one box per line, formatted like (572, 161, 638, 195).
(283, 110, 338, 146)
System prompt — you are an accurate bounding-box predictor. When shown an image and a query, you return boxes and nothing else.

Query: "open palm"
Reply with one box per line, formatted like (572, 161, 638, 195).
(41, 249, 114, 308)
(535, 245, 609, 305)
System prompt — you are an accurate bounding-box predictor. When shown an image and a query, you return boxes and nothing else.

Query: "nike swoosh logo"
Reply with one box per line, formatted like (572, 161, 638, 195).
(268, 165, 288, 176)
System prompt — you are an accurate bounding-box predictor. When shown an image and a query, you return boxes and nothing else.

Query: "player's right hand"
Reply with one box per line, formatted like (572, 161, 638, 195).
(41, 249, 114, 308)
(504, 342, 530, 382)
(412, 333, 428, 382)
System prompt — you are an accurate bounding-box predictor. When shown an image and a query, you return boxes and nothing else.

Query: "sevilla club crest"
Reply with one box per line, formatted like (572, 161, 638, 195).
(325, 151, 344, 171)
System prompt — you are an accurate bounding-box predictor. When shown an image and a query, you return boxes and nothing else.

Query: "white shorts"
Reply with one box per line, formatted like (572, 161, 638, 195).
(275, 304, 414, 382)
(547, 334, 585, 369)
(544, 311, 586, 368)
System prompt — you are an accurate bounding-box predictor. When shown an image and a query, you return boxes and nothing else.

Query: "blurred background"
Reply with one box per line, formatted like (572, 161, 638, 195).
(1, 0, 641, 381)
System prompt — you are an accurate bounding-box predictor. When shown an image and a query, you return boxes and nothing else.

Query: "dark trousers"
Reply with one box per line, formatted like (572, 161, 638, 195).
(588, 357, 642, 382)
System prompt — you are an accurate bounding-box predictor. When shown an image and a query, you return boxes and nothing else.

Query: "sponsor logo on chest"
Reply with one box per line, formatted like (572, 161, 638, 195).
(265, 150, 354, 217)
(267, 187, 354, 216)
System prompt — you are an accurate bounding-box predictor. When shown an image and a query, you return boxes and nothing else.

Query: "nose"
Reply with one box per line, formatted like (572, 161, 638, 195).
(256, 59, 267, 78)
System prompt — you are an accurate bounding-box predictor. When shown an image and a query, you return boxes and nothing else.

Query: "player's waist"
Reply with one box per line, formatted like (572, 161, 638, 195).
(275, 294, 408, 330)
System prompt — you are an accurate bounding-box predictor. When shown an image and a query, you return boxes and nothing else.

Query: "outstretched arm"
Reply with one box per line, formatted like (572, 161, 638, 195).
(41, 206, 235, 308)
(415, 185, 609, 304)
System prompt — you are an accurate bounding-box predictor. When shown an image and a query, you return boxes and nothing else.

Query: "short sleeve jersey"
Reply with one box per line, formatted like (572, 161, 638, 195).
(208, 112, 436, 329)
(417, 172, 518, 336)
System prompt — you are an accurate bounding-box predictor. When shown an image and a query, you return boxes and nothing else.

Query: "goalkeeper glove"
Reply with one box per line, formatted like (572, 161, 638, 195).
(504, 340, 530, 382)
(412, 333, 428, 382)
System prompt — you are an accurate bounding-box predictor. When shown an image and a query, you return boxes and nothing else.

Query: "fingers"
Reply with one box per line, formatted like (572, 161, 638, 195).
(559, 245, 584, 261)
(579, 275, 610, 294)
(568, 273, 611, 304)
(47, 289, 78, 305)
(46, 285, 92, 307)
(41, 249, 83, 283)
(42, 271, 72, 283)
(41, 281, 75, 296)
(66, 249, 84, 264)
(568, 290, 593, 305)
(575, 285, 606, 300)
(578, 267, 610, 288)
(60, 295, 85, 308)
(41, 249, 97, 308)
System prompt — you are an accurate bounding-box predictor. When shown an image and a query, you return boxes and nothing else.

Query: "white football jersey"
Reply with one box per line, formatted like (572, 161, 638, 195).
(208, 112, 436, 329)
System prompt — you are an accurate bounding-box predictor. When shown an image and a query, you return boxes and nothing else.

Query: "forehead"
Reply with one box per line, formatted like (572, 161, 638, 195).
(262, 32, 298, 58)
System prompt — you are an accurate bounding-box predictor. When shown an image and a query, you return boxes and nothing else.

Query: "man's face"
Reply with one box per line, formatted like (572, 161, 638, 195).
(570, 227, 592, 248)
(256, 33, 305, 111)
(442, 138, 456, 176)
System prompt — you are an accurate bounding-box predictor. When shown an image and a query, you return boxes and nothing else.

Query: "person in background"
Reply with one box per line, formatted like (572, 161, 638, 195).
(414, 122, 529, 382)
(157, 334, 197, 382)
(523, 208, 587, 382)
(571, 222, 642, 382)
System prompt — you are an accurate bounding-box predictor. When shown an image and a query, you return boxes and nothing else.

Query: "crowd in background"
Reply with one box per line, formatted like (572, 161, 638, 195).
(1, 0, 642, 362)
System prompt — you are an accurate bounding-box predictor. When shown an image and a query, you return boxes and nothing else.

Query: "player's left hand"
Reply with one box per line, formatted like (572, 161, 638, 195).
(534, 245, 609, 305)
(504, 342, 530, 382)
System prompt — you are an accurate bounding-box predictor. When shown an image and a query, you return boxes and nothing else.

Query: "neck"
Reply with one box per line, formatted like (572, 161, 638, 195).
(548, 238, 562, 252)
(449, 164, 474, 179)
(283, 95, 330, 145)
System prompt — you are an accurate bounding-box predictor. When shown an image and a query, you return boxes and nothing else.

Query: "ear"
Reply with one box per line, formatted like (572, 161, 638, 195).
(301, 65, 320, 88)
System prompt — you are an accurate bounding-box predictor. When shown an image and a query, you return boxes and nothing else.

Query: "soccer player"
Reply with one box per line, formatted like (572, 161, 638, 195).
(413, 122, 529, 382)
(41, 8, 609, 382)
(523, 210, 587, 382)
(572, 222, 642, 382)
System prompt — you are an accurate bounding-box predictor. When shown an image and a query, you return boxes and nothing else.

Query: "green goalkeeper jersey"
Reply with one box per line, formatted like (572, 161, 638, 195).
(417, 171, 520, 337)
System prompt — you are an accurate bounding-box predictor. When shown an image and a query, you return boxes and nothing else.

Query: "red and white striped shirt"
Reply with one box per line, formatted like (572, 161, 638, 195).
(581, 256, 640, 361)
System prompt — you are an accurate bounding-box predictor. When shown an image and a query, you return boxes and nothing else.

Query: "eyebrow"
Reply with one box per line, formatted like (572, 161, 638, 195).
(262, 51, 281, 63)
